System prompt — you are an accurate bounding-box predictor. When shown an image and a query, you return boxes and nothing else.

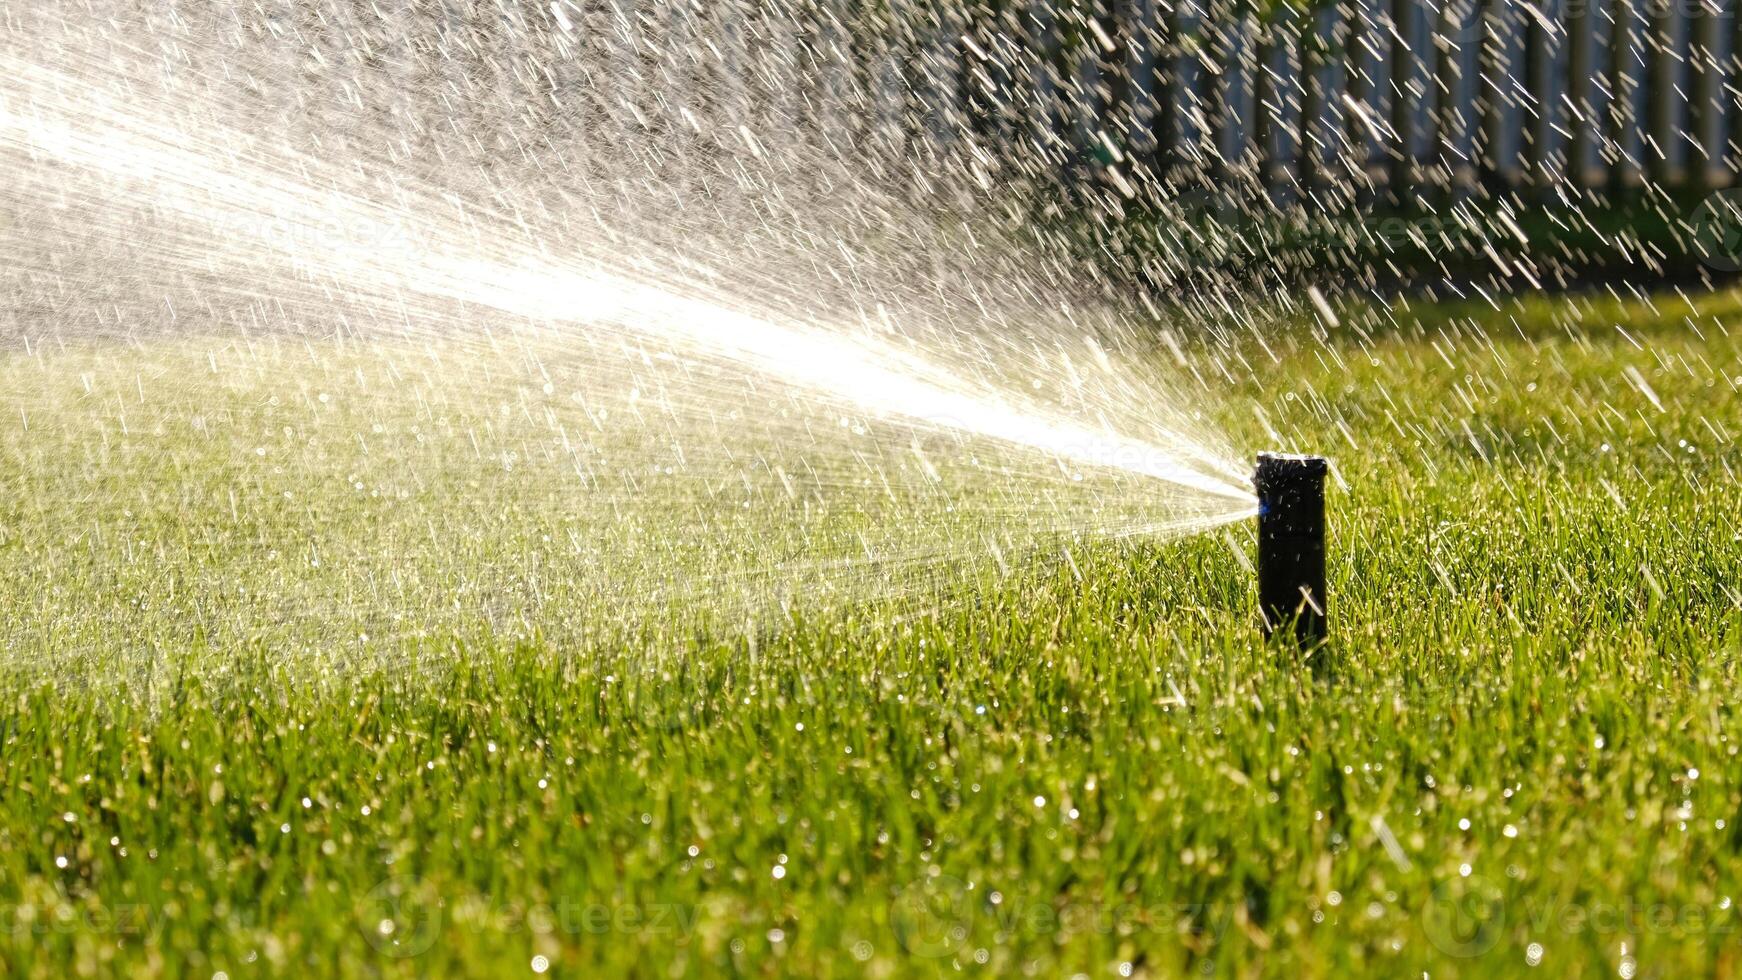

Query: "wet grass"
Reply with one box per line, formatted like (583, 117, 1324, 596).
(0, 289, 1740, 978)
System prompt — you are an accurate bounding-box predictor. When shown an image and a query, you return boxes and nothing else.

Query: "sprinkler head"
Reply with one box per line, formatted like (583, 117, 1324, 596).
(1254, 452, 1328, 649)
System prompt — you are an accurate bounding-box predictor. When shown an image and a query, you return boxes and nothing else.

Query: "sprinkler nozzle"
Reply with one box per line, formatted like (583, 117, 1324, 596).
(1255, 452, 1328, 648)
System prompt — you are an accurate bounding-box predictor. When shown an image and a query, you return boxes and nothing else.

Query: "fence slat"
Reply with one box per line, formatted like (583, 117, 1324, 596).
(1305, 3, 1346, 190)
(1492, 0, 1529, 184)
(1124, 0, 1160, 159)
(1443, 0, 1483, 194)
(1533, 0, 1569, 188)
(1262, 6, 1303, 200)
(1174, 0, 1207, 171)
(1658, 0, 1693, 180)
(1356, 0, 1393, 180)
(1218, 13, 1258, 175)
(1572, 0, 1613, 185)
(1698, 0, 1731, 183)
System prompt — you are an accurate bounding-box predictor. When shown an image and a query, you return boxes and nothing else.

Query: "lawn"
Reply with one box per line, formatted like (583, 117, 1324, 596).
(0, 288, 1738, 977)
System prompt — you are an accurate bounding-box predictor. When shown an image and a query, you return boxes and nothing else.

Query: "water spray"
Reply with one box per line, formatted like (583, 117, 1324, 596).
(0, 26, 1263, 650)
(1254, 452, 1328, 647)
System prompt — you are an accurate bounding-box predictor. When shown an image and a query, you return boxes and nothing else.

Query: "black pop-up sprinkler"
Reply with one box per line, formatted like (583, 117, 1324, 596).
(1254, 452, 1328, 648)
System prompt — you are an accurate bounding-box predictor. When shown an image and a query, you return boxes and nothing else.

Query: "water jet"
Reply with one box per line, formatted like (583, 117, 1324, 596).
(1254, 452, 1327, 647)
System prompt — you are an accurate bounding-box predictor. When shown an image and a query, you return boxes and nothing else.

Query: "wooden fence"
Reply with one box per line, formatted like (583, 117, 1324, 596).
(171, 1, 1742, 203)
(924, 0, 1742, 201)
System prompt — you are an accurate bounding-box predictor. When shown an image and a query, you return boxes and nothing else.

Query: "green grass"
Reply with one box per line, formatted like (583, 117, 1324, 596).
(0, 289, 1739, 978)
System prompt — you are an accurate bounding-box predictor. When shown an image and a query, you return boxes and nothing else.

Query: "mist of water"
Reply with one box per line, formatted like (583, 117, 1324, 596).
(0, 2, 1261, 675)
